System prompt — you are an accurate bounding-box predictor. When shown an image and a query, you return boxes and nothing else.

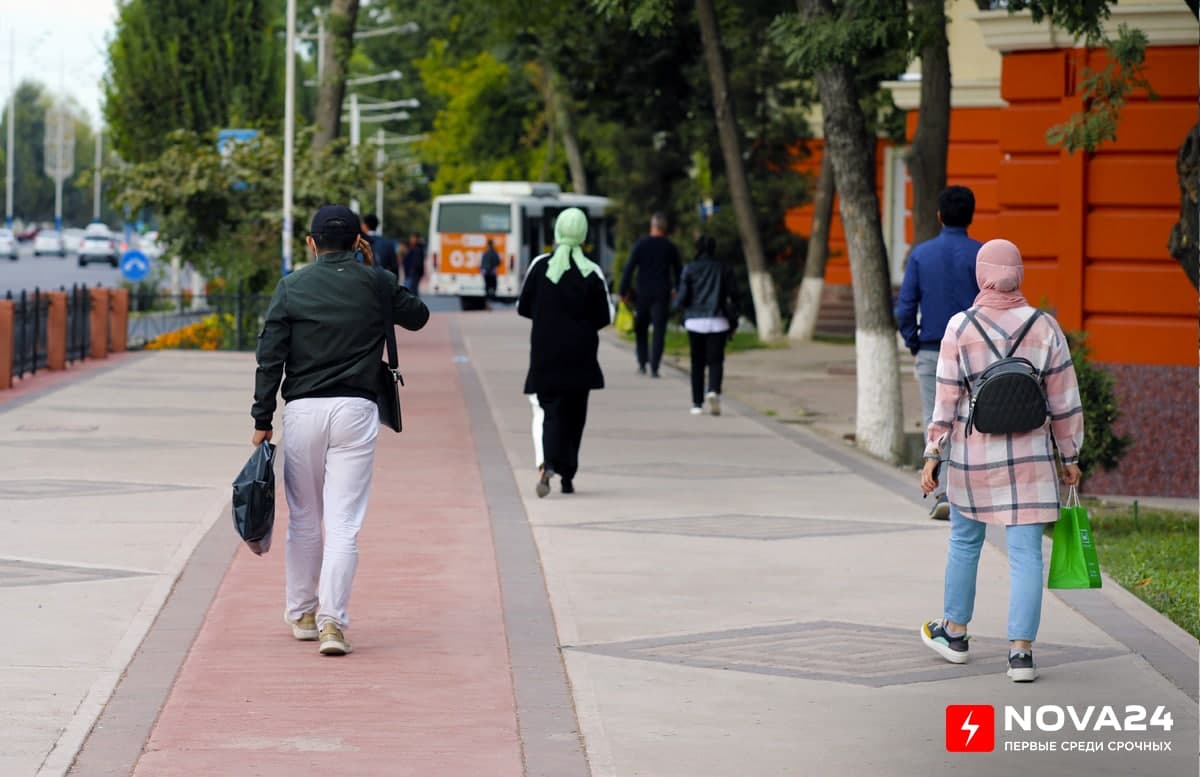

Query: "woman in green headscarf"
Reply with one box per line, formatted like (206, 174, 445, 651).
(517, 207, 614, 498)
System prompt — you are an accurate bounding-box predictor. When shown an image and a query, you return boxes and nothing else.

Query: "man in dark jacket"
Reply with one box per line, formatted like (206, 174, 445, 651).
(894, 186, 982, 520)
(402, 233, 427, 297)
(618, 212, 681, 377)
(480, 239, 501, 299)
(518, 208, 612, 498)
(362, 213, 398, 275)
(252, 205, 428, 656)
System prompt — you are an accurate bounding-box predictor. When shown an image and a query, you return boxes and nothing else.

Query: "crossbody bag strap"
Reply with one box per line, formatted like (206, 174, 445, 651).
(373, 266, 401, 377)
(964, 309, 1003, 360)
(1004, 309, 1042, 358)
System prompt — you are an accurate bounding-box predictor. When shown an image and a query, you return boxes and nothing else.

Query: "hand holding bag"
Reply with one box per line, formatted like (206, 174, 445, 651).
(1048, 486, 1102, 589)
(373, 266, 404, 433)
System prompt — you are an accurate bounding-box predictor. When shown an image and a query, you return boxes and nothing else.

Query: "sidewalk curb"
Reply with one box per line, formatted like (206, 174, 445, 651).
(606, 331, 1199, 700)
(0, 352, 147, 413)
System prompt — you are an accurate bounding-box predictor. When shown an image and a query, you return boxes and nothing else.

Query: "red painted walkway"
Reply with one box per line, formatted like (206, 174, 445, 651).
(132, 317, 523, 776)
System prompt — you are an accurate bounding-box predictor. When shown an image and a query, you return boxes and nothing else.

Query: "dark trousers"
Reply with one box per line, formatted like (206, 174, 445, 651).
(635, 295, 669, 371)
(537, 390, 590, 481)
(687, 331, 728, 407)
(484, 272, 497, 298)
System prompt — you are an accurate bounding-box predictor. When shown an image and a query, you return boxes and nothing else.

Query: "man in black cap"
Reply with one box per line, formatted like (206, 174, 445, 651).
(252, 204, 429, 657)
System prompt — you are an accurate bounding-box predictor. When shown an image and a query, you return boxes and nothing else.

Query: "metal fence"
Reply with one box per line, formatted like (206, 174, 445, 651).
(65, 285, 91, 362)
(7, 289, 50, 379)
(127, 292, 273, 351)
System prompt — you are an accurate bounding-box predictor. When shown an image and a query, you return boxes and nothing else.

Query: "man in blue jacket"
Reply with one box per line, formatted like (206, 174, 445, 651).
(894, 186, 981, 520)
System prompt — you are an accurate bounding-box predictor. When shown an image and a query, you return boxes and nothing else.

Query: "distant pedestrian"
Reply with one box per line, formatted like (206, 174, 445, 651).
(480, 239, 501, 299)
(676, 234, 738, 416)
(619, 212, 681, 378)
(894, 185, 982, 520)
(362, 213, 399, 275)
(518, 207, 612, 498)
(918, 238, 1083, 684)
(251, 205, 429, 656)
(402, 233, 427, 297)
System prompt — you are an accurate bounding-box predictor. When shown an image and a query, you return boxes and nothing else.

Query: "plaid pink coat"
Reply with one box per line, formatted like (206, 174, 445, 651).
(925, 305, 1084, 525)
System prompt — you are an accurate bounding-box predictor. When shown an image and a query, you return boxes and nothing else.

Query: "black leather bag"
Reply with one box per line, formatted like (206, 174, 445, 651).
(964, 309, 1047, 436)
(373, 266, 404, 432)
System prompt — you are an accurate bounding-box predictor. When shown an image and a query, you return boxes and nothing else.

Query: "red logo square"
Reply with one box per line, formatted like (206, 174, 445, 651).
(946, 705, 995, 752)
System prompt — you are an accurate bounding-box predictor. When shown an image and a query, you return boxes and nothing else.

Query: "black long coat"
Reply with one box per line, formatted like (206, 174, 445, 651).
(517, 254, 612, 395)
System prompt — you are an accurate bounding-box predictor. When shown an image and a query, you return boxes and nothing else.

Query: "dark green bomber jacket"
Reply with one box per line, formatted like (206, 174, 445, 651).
(251, 251, 430, 431)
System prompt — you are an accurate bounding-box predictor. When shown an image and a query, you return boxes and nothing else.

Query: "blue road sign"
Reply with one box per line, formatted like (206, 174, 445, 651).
(121, 250, 150, 282)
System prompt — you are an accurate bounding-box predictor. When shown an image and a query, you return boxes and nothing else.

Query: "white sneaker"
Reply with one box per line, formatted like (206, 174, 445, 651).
(690, 406, 703, 415)
(705, 392, 721, 416)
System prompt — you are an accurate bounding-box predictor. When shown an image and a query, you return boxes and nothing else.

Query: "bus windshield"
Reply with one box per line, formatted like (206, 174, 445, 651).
(437, 203, 511, 233)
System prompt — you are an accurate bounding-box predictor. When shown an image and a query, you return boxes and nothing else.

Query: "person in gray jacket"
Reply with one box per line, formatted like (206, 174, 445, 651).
(252, 204, 428, 657)
(676, 234, 738, 416)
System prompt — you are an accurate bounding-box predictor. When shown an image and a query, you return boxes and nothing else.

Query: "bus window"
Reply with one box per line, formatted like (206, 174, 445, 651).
(437, 203, 512, 233)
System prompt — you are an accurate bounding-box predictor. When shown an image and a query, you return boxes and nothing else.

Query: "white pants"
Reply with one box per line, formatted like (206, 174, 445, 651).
(528, 394, 544, 470)
(282, 396, 379, 631)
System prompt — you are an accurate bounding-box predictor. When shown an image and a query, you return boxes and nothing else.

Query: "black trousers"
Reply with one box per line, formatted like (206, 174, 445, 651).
(635, 295, 669, 371)
(483, 272, 497, 298)
(687, 331, 728, 407)
(537, 390, 590, 480)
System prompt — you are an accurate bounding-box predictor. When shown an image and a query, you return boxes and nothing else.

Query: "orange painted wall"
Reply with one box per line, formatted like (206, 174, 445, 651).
(785, 139, 890, 286)
(786, 44, 1197, 367)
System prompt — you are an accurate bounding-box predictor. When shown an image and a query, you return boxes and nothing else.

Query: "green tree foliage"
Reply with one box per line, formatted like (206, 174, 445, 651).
(1067, 333, 1131, 478)
(103, 0, 283, 163)
(416, 42, 557, 195)
(107, 130, 392, 290)
(1047, 25, 1153, 153)
(0, 81, 110, 226)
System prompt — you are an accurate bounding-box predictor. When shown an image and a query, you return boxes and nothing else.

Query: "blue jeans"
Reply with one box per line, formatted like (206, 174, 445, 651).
(943, 506, 1045, 642)
(915, 349, 945, 491)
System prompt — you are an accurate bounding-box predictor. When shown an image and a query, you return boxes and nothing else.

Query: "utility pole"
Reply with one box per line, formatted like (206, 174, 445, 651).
(93, 127, 102, 222)
(282, 0, 296, 274)
(6, 27, 14, 228)
(317, 16, 325, 87)
(375, 128, 384, 230)
(348, 92, 360, 213)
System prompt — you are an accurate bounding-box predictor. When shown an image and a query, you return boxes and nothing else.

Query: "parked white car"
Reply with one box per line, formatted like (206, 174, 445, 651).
(62, 228, 85, 253)
(33, 231, 66, 257)
(78, 232, 120, 267)
(0, 228, 16, 261)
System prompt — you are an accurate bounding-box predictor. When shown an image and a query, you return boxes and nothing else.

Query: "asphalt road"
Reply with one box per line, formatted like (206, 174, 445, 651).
(0, 242, 125, 296)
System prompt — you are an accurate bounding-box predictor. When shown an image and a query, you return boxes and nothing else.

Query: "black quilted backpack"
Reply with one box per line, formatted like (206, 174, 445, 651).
(963, 309, 1049, 436)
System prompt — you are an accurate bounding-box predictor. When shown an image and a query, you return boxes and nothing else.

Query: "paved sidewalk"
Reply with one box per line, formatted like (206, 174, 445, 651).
(3, 308, 1194, 777)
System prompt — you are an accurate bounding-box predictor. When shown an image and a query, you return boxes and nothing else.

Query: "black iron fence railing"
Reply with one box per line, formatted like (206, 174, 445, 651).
(7, 289, 50, 379)
(65, 284, 91, 363)
(127, 292, 273, 351)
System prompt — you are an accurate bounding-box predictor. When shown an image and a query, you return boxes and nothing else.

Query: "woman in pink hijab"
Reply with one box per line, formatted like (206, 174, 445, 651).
(917, 238, 1084, 683)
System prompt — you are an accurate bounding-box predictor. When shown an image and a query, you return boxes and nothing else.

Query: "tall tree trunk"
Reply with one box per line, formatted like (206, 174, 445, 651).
(313, 0, 360, 150)
(1168, 121, 1199, 288)
(696, 0, 783, 339)
(798, 0, 904, 463)
(547, 64, 588, 194)
(789, 152, 835, 340)
(904, 0, 951, 247)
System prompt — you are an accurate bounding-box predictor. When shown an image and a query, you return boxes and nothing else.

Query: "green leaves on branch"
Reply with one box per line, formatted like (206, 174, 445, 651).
(769, 9, 905, 74)
(1003, 0, 1111, 46)
(1067, 332, 1131, 478)
(589, 0, 676, 34)
(1047, 25, 1154, 154)
(108, 129, 395, 289)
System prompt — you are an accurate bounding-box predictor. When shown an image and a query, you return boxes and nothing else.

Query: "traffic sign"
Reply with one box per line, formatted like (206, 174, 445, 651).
(120, 250, 150, 282)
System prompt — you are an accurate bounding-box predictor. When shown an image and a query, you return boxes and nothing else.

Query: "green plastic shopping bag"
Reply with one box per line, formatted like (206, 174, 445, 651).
(614, 300, 635, 335)
(1048, 486, 1102, 589)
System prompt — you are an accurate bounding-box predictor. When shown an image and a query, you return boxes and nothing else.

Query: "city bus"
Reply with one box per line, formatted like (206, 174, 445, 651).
(427, 181, 613, 310)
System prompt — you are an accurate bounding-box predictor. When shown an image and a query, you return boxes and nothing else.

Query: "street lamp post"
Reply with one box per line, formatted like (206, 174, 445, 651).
(93, 127, 102, 222)
(282, 0, 296, 275)
(375, 128, 384, 230)
(6, 28, 15, 228)
(349, 92, 360, 213)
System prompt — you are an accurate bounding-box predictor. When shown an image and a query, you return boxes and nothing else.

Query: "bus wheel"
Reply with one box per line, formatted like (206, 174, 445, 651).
(459, 296, 487, 311)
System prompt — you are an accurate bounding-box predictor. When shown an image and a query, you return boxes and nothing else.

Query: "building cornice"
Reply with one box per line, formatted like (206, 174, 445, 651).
(883, 79, 1007, 112)
(971, 4, 1200, 52)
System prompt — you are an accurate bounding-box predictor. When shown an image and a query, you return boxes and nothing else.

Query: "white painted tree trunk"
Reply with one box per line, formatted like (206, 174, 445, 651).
(748, 269, 783, 340)
(788, 277, 823, 340)
(854, 328, 905, 462)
